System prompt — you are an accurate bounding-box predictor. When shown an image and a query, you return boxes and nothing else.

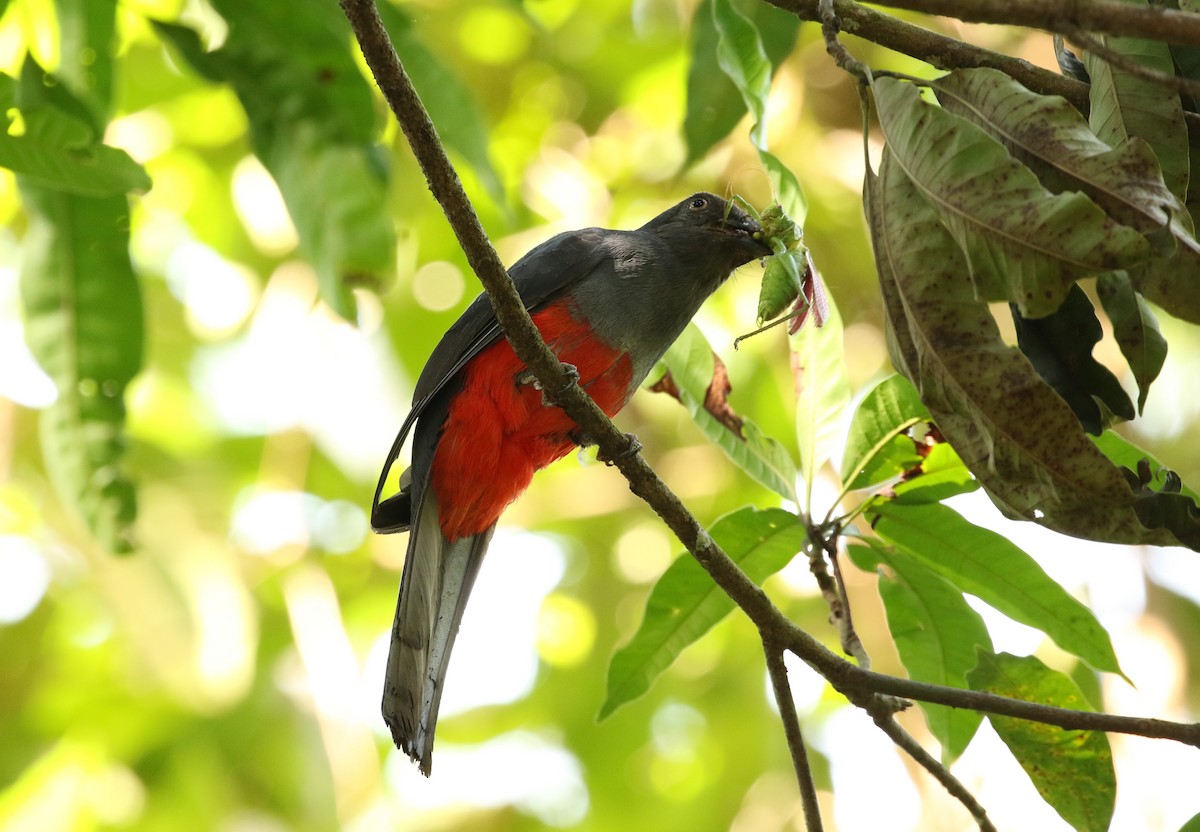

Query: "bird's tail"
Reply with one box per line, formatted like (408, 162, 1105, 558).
(382, 487, 493, 776)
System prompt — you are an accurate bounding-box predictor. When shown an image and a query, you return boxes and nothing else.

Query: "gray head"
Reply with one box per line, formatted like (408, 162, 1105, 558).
(639, 192, 772, 271)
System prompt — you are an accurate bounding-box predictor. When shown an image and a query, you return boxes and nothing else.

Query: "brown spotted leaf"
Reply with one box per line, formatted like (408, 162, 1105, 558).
(866, 146, 1189, 549)
(872, 76, 1153, 318)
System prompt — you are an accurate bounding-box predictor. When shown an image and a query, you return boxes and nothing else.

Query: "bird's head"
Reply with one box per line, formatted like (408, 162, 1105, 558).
(641, 192, 773, 265)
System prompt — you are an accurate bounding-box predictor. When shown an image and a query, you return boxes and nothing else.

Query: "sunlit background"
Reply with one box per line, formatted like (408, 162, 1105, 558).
(1, 0, 1199, 830)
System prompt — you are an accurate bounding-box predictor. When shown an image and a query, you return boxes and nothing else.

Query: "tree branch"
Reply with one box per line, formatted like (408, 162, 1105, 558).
(764, 643, 824, 832)
(870, 711, 996, 832)
(1063, 25, 1200, 99)
(870, 0, 1200, 46)
(766, 0, 1091, 111)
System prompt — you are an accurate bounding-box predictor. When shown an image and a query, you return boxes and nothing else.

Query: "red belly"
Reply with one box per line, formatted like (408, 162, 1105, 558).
(430, 301, 634, 541)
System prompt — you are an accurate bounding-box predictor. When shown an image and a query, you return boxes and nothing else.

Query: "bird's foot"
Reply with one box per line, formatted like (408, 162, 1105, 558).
(597, 433, 642, 466)
(516, 363, 580, 406)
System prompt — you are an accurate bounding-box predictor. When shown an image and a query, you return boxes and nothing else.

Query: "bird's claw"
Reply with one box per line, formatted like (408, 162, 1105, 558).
(516, 363, 580, 406)
(597, 433, 642, 466)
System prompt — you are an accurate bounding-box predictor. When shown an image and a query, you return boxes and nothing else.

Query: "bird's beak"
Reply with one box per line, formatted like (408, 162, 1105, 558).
(719, 210, 772, 257)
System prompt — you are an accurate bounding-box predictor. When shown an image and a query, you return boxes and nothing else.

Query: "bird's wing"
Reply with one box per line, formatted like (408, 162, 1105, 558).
(371, 228, 610, 529)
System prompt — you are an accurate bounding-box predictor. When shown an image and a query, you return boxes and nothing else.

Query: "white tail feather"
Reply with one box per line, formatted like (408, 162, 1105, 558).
(382, 488, 493, 775)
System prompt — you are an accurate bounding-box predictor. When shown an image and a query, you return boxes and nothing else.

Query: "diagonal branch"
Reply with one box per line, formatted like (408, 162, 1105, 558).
(869, 710, 996, 831)
(764, 643, 824, 830)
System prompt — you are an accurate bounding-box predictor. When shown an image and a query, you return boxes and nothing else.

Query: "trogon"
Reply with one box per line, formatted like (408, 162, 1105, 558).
(372, 192, 770, 774)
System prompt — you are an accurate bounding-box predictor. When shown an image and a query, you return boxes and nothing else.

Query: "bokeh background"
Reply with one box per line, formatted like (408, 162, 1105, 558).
(2, 0, 1199, 830)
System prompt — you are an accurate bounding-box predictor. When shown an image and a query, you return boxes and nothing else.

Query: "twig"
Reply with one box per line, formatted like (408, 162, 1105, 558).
(817, 0, 868, 80)
(805, 523, 869, 668)
(869, 0, 1200, 46)
(870, 712, 996, 831)
(1064, 25, 1200, 100)
(766, 0, 1091, 111)
(764, 643, 824, 832)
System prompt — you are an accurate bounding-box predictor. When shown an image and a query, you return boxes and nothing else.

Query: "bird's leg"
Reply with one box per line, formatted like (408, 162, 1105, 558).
(516, 363, 580, 406)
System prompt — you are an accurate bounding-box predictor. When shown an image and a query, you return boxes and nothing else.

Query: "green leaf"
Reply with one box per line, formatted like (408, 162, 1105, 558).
(792, 292, 850, 510)
(154, 6, 394, 319)
(841, 374, 928, 491)
(967, 652, 1116, 832)
(683, 0, 798, 165)
(659, 324, 798, 500)
(933, 67, 1192, 254)
(1090, 431, 1200, 503)
(600, 507, 806, 719)
(1179, 812, 1200, 832)
(710, 0, 806, 222)
(870, 502, 1125, 677)
(57, 0, 116, 121)
(0, 62, 148, 197)
(17, 68, 143, 552)
(1010, 284, 1134, 434)
(872, 76, 1153, 318)
(1085, 22, 1189, 201)
(0, 105, 150, 197)
(867, 147, 1191, 549)
(891, 442, 979, 504)
(849, 543, 988, 762)
(1095, 271, 1167, 413)
(712, 0, 771, 153)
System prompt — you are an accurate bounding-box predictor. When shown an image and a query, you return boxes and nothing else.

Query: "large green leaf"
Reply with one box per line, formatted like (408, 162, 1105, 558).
(1010, 284, 1134, 435)
(600, 507, 806, 719)
(792, 293, 850, 510)
(872, 76, 1152, 318)
(17, 61, 142, 553)
(659, 324, 798, 501)
(849, 543, 988, 763)
(967, 652, 1116, 832)
(933, 67, 1192, 253)
(870, 502, 1124, 677)
(867, 147, 1191, 549)
(684, 0, 798, 166)
(1095, 271, 1167, 413)
(840, 374, 927, 492)
(154, 5, 394, 319)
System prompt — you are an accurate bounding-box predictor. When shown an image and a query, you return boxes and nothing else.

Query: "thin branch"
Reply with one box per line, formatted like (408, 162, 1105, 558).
(806, 523, 869, 668)
(765, 643, 824, 832)
(766, 0, 1091, 111)
(870, 0, 1200, 47)
(1064, 25, 1200, 99)
(798, 631, 1200, 748)
(870, 712, 996, 832)
(817, 0, 868, 80)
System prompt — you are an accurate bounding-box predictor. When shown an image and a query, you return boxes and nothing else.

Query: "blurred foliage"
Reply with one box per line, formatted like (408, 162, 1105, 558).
(2, 0, 1200, 831)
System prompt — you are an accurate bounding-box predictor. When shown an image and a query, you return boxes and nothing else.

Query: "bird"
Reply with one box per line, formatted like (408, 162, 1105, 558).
(372, 192, 770, 774)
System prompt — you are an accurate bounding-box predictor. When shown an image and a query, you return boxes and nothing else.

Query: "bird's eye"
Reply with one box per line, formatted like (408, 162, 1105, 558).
(689, 197, 708, 211)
